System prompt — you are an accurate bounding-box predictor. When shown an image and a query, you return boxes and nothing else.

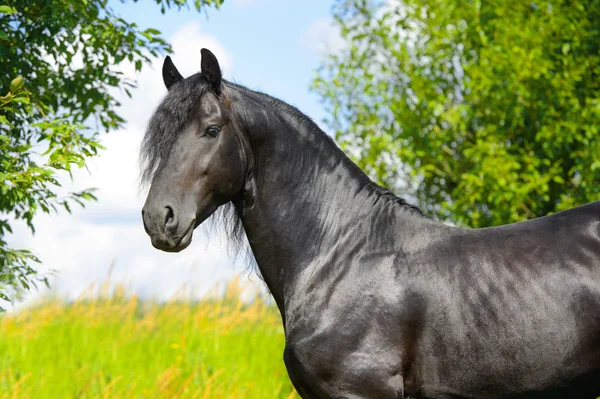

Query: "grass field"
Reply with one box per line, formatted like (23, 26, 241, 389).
(0, 278, 298, 398)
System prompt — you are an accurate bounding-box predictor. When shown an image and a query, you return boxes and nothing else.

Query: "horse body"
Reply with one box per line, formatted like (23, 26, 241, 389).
(141, 50, 600, 398)
(280, 200, 600, 398)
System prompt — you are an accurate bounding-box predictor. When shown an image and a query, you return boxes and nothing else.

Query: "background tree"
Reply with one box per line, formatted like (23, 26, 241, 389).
(314, 0, 600, 227)
(0, 0, 223, 308)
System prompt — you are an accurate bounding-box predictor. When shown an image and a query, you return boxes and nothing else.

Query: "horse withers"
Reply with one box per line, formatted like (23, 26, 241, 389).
(141, 49, 600, 398)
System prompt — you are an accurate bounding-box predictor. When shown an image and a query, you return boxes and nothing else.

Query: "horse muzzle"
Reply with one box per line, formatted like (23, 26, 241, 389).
(141, 203, 196, 253)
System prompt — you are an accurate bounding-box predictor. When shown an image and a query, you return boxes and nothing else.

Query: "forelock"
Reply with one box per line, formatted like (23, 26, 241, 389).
(139, 73, 207, 187)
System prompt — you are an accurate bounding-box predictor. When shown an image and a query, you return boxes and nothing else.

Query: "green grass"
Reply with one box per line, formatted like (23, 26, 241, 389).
(0, 278, 298, 398)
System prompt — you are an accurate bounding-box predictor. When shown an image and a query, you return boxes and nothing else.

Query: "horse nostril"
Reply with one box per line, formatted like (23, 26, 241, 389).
(164, 206, 177, 230)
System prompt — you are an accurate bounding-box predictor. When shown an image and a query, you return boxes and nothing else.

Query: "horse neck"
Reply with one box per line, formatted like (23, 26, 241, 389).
(233, 92, 387, 312)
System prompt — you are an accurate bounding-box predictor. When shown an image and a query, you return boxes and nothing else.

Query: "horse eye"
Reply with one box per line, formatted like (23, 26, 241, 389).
(205, 125, 220, 138)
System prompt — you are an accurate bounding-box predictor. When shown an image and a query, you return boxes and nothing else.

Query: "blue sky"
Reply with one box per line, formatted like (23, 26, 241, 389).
(8, 0, 343, 307)
(113, 0, 336, 124)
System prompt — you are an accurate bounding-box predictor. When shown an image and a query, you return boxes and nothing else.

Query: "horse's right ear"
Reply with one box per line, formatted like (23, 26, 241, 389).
(162, 56, 183, 90)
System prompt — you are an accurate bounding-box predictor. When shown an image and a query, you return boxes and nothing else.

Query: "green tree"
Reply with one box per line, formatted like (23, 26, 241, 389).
(0, 0, 223, 308)
(314, 0, 600, 227)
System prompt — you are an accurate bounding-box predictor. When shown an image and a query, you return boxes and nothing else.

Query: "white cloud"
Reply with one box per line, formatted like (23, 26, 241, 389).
(5, 22, 254, 309)
(10, 210, 242, 303)
(301, 17, 346, 57)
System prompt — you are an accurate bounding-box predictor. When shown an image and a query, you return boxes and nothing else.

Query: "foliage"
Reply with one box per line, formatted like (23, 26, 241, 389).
(0, 0, 223, 308)
(314, 0, 600, 227)
(0, 278, 298, 398)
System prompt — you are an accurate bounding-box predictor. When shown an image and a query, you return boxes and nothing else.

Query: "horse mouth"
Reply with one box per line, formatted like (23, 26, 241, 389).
(152, 220, 195, 253)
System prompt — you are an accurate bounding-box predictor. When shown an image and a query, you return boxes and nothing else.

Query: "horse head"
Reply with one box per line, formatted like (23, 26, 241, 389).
(141, 49, 247, 252)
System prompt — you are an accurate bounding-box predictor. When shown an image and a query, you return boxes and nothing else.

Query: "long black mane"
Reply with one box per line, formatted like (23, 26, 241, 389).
(222, 82, 424, 217)
(140, 74, 423, 254)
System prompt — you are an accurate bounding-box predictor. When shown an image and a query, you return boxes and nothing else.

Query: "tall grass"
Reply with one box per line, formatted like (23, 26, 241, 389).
(0, 278, 298, 398)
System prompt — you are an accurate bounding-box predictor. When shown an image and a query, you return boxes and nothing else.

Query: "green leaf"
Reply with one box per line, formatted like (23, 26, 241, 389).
(0, 5, 16, 15)
(9, 76, 23, 93)
(0, 115, 12, 127)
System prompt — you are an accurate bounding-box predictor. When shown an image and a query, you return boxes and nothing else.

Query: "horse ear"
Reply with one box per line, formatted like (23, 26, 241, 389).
(201, 48, 222, 95)
(162, 56, 183, 90)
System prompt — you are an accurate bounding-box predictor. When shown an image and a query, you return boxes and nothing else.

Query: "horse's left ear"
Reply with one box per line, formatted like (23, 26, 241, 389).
(201, 48, 222, 96)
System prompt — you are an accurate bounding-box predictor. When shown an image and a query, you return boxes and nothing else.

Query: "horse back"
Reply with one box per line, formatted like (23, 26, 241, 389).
(410, 201, 600, 398)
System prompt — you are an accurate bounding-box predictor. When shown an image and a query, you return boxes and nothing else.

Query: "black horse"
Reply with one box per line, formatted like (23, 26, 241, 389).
(141, 49, 600, 398)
